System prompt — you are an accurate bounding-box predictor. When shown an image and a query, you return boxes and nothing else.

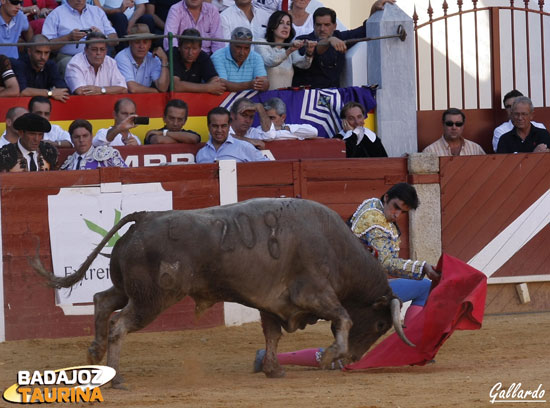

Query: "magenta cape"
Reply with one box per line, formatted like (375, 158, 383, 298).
(344, 254, 487, 370)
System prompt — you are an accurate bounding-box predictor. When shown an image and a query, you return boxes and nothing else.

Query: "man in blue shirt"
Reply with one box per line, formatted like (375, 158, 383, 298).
(115, 23, 169, 93)
(0, 0, 32, 58)
(210, 26, 269, 92)
(196, 107, 268, 163)
(13, 34, 70, 102)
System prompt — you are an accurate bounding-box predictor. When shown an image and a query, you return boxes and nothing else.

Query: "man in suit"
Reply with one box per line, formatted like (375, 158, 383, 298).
(0, 112, 57, 172)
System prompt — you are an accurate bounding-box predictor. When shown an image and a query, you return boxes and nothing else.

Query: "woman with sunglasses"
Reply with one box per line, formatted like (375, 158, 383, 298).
(256, 10, 316, 90)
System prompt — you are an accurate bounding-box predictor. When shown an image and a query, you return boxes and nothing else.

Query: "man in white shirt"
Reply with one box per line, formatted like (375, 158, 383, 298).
(0, 107, 27, 147)
(492, 89, 546, 152)
(28, 96, 73, 148)
(93, 98, 142, 146)
(220, 0, 270, 42)
(65, 32, 128, 95)
(260, 97, 317, 140)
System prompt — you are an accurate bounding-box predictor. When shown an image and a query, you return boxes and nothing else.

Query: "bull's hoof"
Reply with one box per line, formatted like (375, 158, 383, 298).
(87, 343, 105, 364)
(110, 375, 128, 390)
(263, 368, 285, 378)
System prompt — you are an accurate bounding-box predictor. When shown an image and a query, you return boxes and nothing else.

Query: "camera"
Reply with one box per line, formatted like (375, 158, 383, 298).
(79, 29, 92, 34)
(133, 116, 150, 125)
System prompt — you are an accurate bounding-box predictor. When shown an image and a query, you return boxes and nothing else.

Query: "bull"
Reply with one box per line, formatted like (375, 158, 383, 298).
(32, 198, 412, 386)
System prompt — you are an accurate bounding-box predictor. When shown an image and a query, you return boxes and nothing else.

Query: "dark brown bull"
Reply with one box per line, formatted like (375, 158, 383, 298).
(32, 198, 412, 386)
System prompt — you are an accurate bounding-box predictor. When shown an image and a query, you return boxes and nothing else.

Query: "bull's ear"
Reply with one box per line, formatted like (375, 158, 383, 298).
(372, 295, 390, 310)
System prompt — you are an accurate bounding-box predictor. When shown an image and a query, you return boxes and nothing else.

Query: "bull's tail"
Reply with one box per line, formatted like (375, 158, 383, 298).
(30, 211, 147, 289)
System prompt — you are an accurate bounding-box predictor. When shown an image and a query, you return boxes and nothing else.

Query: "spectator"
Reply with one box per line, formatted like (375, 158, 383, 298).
(0, 55, 19, 96)
(333, 102, 387, 158)
(0, 112, 58, 172)
(13, 34, 69, 101)
(260, 97, 317, 139)
(196, 106, 268, 163)
(93, 97, 142, 146)
(146, 0, 179, 40)
(163, 0, 223, 54)
(211, 27, 269, 92)
(28, 96, 73, 147)
(65, 32, 128, 95)
(172, 28, 225, 94)
(42, 0, 117, 74)
(288, 0, 312, 38)
(0, 0, 33, 58)
(144, 98, 201, 144)
(253, 0, 282, 12)
(492, 89, 546, 152)
(0, 106, 27, 146)
(423, 108, 485, 156)
(255, 10, 315, 90)
(60, 119, 127, 169)
(115, 23, 169, 93)
(229, 97, 270, 148)
(21, 0, 57, 34)
(496, 96, 550, 154)
(96, 0, 154, 44)
(293, 1, 394, 88)
(220, 0, 270, 42)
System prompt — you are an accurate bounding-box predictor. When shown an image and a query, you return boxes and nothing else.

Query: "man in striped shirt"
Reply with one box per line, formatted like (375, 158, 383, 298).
(423, 108, 485, 156)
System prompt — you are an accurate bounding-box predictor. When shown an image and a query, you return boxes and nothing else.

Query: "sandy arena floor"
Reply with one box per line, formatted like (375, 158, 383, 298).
(0, 312, 548, 408)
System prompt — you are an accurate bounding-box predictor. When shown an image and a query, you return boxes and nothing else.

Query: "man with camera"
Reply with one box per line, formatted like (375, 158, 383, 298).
(144, 99, 201, 145)
(93, 98, 142, 146)
(42, 0, 117, 75)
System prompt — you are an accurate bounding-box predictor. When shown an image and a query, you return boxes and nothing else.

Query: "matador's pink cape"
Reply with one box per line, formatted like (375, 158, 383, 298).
(344, 254, 487, 370)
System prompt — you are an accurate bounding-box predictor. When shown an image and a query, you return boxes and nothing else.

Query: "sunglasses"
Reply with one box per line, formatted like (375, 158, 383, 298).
(233, 30, 252, 40)
(444, 121, 464, 127)
(9, 0, 24, 5)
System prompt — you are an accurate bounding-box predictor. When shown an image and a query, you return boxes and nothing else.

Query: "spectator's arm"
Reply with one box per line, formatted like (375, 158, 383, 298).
(127, 81, 159, 93)
(173, 76, 225, 95)
(127, 3, 146, 32)
(0, 76, 20, 97)
(151, 130, 200, 144)
(219, 79, 255, 92)
(255, 103, 271, 132)
(146, 3, 165, 29)
(152, 47, 169, 92)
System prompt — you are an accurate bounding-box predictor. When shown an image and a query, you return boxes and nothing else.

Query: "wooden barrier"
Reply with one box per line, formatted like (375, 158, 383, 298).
(1, 158, 408, 341)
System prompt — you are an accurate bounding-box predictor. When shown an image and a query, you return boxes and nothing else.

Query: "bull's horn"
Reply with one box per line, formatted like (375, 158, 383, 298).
(391, 298, 415, 347)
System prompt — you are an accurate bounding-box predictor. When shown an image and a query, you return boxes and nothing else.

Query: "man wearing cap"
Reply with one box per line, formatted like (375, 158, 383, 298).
(228, 97, 270, 149)
(196, 106, 268, 163)
(0, 112, 58, 172)
(210, 26, 269, 92)
(115, 24, 169, 93)
(60, 119, 127, 170)
(65, 31, 128, 95)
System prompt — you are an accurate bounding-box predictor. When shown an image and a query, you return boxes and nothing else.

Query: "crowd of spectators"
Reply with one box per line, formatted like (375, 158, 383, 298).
(1, 0, 393, 95)
(0, 0, 548, 172)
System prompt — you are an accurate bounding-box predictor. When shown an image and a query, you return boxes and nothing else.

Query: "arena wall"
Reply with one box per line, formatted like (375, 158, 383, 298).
(1, 153, 548, 342)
